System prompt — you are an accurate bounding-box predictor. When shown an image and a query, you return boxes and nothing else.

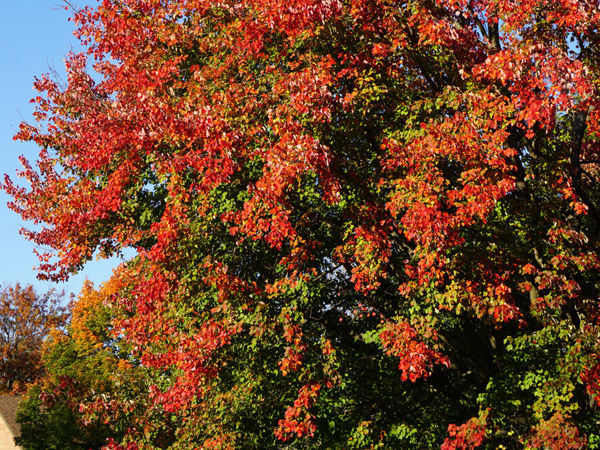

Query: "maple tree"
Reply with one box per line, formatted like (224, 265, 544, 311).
(6, 0, 600, 447)
(0, 284, 66, 393)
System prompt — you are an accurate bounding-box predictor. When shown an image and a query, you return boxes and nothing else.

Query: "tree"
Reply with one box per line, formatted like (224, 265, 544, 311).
(0, 284, 66, 393)
(5, 0, 600, 447)
(16, 276, 166, 450)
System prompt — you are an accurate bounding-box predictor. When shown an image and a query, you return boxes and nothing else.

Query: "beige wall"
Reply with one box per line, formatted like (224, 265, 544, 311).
(0, 414, 18, 450)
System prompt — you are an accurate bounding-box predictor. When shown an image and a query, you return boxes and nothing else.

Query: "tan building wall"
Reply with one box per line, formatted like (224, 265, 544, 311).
(0, 396, 20, 450)
(0, 413, 18, 450)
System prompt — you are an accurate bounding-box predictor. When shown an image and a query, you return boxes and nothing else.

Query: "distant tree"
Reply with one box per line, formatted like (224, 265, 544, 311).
(0, 284, 66, 393)
(16, 276, 167, 450)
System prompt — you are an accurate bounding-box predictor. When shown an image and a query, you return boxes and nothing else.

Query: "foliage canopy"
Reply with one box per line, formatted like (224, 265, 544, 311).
(0, 284, 65, 393)
(6, 0, 600, 447)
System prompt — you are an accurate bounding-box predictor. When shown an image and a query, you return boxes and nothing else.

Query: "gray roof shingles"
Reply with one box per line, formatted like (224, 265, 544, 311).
(0, 396, 20, 438)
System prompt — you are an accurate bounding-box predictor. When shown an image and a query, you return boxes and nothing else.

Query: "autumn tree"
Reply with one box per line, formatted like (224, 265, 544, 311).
(0, 284, 66, 393)
(5, 0, 600, 447)
(16, 275, 168, 450)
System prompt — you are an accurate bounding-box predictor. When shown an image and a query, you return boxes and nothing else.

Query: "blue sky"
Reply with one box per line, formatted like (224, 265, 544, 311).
(0, 0, 124, 296)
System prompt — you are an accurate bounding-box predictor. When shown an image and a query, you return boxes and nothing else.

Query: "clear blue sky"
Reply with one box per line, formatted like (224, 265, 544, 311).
(0, 0, 125, 296)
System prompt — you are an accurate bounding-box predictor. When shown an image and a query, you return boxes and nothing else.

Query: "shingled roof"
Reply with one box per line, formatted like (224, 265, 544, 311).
(0, 395, 20, 441)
